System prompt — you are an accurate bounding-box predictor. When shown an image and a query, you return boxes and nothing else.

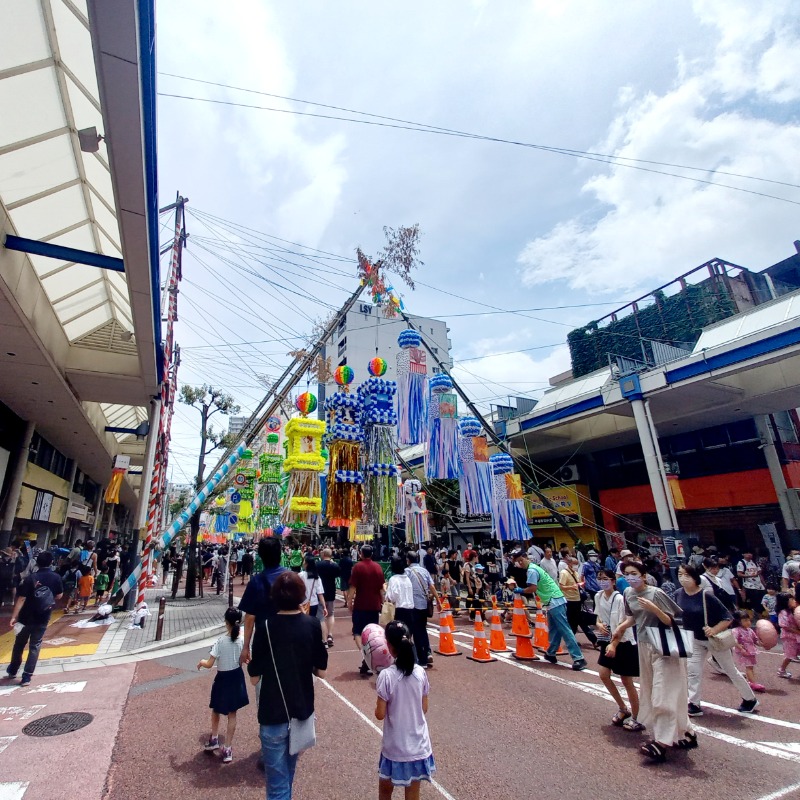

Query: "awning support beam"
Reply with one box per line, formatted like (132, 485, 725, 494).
(4, 234, 124, 272)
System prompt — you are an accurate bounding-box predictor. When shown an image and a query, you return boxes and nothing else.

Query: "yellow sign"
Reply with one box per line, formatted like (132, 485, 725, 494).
(525, 485, 583, 527)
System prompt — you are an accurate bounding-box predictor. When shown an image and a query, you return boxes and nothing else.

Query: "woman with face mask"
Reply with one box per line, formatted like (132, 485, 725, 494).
(606, 560, 690, 763)
(675, 564, 758, 718)
(595, 569, 641, 731)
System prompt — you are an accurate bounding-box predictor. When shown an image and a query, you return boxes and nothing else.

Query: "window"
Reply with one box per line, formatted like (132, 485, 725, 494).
(338, 357, 347, 367)
(28, 432, 72, 479)
(700, 425, 729, 450)
(432, 367, 441, 374)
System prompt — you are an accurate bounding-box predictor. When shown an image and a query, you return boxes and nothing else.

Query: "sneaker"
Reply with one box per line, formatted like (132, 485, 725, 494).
(778, 669, 793, 679)
(19, 675, 31, 688)
(687, 703, 703, 717)
(2, 671, 16, 681)
(359, 664, 374, 677)
(572, 659, 588, 671)
(204, 736, 220, 751)
(426, 654, 434, 665)
(738, 698, 759, 714)
(749, 682, 766, 693)
(326, 636, 334, 648)
(221, 746, 233, 763)
(543, 653, 558, 664)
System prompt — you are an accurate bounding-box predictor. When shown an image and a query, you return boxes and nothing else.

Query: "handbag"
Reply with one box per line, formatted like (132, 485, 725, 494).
(379, 599, 396, 627)
(265, 620, 317, 756)
(703, 590, 736, 652)
(411, 568, 434, 618)
(642, 620, 694, 658)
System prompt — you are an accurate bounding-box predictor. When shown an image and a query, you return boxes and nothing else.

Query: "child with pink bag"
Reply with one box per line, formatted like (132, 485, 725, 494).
(732, 612, 765, 692)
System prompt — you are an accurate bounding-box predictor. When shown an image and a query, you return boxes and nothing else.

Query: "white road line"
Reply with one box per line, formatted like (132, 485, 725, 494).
(0, 688, 17, 698)
(0, 737, 16, 756)
(26, 681, 86, 694)
(0, 783, 28, 800)
(0, 707, 45, 722)
(428, 630, 800, 764)
(757, 742, 800, 755)
(318, 678, 457, 800)
(754, 781, 800, 800)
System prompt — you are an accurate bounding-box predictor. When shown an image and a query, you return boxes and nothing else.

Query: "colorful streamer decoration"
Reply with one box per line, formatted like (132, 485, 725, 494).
(403, 479, 430, 545)
(457, 416, 493, 515)
(258, 433, 283, 531)
(425, 373, 459, 480)
(396, 329, 427, 445)
(282, 398, 326, 524)
(489, 452, 529, 541)
(324, 374, 364, 527)
(359, 371, 399, 527)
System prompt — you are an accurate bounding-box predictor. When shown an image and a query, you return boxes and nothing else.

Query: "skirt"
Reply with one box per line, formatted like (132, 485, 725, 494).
(598, 641, 640, 677)
(379, 754, 436, 786)
(209, 667, 250, 716)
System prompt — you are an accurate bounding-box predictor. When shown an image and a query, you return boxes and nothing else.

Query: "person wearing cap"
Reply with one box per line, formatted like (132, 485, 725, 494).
(497, 577, 517, 622)
(513, 552, 588, 671)
(580, 550, 602, 595)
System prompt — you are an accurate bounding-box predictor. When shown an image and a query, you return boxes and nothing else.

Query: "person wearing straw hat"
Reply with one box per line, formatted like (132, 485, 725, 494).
(496, 577, 516, 623)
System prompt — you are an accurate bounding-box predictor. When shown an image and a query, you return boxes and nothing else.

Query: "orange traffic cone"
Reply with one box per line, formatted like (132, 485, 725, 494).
(466, 611, 497, 663)
(488, 606, 511, 653)
(440, 598, 456, 632)
(511, 595, 533, 638)
(435, 620, 461, 657)
(512, 633, 540, 661)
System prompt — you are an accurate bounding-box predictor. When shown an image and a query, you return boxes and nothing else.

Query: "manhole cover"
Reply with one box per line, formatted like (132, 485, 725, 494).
(22, 712, 93, 737)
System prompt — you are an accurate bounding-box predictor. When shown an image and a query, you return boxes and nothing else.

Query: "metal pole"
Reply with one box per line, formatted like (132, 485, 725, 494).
(630, 399, 674, 532)
(643, 399, 679, 530)
(155, 595, 166, 641)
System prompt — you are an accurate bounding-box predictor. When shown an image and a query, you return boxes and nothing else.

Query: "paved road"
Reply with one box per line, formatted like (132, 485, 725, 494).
(100, 604, 800, 800)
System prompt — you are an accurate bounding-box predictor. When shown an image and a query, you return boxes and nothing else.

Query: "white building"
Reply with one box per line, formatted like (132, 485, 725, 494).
(318, 302, 452, 410)
(227, 416, 248, 437)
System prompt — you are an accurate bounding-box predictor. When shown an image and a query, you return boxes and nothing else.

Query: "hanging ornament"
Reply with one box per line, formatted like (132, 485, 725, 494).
(266, 416, 282, 432)
(402, 479, 430, 545)
(368, 357, 387, 377)
(359, 368, 399, 527)
(425, 373, 459, 480)
(334, 365, 355, 386)
(396, 329, 428, 445)
(457, 416, 493, 515)
(489, 453, 529, 541)
(282, 415, 326, 524)
(296, 392, 318, 415)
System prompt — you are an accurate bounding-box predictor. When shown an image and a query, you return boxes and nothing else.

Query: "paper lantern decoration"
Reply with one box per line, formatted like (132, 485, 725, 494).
(323, 377, 364, 526)
(396, 329, 427, 445)
(296, 392, 318, 416)
(425, 376, 459, 480)
(755, 619, 778, 650)
(457, 416, 492, 515)
(403, 479, 430, 545)
(334, 365, 355, 386)
(489, 453, 529, 540)
(368, 357, 387, 377)
(359, 373, 399, 526)
(282, 416, 326, 523)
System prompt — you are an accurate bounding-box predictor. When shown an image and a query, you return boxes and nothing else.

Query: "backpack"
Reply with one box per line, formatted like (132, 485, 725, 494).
(30, 579, 55, 616)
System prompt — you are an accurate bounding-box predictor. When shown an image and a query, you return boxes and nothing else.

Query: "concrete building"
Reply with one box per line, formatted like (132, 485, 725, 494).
(227, 416, 247, 438)
(318, 302, 452, 409)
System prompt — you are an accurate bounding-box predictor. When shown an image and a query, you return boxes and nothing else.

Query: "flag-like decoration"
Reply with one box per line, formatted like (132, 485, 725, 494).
(489, 453, 529, 540)
(104, 455, 130, 504)
(458, 416, 493, 515)
(282, 395, 326, 525)
(425, 374, 459, 479)
(396, 329, 427, 445)
(324, 367, 364, 526)
(258, 432, 283, 531)
(403, 478, 430, 544)
(359, 371, 400, 526)
(232, 450, 256, 533)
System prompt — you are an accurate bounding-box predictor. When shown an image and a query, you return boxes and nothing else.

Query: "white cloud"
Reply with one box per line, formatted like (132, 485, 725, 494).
(517, 0, 800, 294)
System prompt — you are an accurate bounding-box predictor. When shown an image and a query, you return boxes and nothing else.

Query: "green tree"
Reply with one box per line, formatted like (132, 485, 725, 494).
(179, 384, 240, 598)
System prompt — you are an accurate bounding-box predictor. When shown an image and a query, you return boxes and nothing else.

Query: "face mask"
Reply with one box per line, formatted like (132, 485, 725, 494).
(793, 555, 800, 562)
(590, 556, 599, 563)
(678, 576, 694, 588)
(625, 575, 643, 587)
(598, 579, 612, 590)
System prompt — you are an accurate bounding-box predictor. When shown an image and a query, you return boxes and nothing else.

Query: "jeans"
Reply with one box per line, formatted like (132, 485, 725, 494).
(260, 723, 299, 800)
(8, 623, 48, 677)
(688, 637, 754, 704)
(545, 602, 583, 661)
(411, 608, 431, 665)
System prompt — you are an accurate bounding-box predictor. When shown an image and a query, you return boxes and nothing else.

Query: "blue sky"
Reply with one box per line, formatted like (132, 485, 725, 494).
(154, 0, 800, 485)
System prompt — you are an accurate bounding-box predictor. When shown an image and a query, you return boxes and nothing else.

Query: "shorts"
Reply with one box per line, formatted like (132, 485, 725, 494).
(782, 636, 800, 660)
(325, 600, 335, 618)
(340, 580, 350, 593)
(352, 610, 379, 637)
(597, 641, 639, 677)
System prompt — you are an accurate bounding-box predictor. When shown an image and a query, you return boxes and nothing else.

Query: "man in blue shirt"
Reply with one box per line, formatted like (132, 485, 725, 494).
(605, 547, 620, 573)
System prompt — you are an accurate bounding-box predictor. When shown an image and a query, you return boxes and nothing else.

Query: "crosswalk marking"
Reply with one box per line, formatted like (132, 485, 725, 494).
(26, 681, 86, 694)
(0, 782, 28, 800)
(0, 707, 45, 722)
(0, 688, 17, 698)
(0, 737, 16, 755)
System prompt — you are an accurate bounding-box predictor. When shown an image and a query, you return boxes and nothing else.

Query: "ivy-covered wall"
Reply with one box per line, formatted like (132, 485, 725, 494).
(568, 281, 738, 378)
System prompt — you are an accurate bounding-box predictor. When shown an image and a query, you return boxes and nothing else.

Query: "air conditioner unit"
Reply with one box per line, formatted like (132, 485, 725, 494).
(556, 464, 579, 483)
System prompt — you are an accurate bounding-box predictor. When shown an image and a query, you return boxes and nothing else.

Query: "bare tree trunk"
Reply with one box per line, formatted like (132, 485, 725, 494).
(185, 404, 208, 599)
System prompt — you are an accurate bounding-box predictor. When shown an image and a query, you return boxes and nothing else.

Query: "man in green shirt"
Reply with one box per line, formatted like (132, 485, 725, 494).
(514, 553, 587, 671)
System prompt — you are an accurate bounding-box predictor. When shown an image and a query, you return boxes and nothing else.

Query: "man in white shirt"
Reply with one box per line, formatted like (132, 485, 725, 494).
(526, 541, 544, 563)
(737, 550, 765, 611)
(781, 551, 800, 590)
(539, 547, 559, 581)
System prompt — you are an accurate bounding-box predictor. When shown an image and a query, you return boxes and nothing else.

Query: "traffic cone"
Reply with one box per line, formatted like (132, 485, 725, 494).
(466, 611, 497, 663)
(511, 595, 533, 638)
(488, 607, 511, 653)
(512, 634, 540, 661)
(440, 598, 456, 632)
(435, 620, 461, 656)
(533, 607, 567, 654)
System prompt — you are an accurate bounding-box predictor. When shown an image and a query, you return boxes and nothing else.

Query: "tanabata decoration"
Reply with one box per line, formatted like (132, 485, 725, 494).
(359, 371, 399, 526)
(489, 453, 529, 541)
(402, 479, 430, 545)
(396, 329, 427, 445)
(457, 416, 493, 515)
(368, 357, 387, 377)
(323, 367, 364, 526)
(232, 449, 256, 532)
(425, 373, 459, 480)
(282, 394, 326, 524)
(258, 432, 283, 531)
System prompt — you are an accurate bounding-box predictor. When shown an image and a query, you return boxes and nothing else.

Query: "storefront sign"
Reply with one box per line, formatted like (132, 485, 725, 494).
(525, 486, 582, 527)
(67, 501, 89, 521)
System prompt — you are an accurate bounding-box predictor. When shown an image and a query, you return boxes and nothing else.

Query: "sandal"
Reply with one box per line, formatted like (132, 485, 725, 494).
(675, 732, 698, 750)
(612, 710, 631, 726)
(640, 741, 667, 762)
(622, 718, 645, 732)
